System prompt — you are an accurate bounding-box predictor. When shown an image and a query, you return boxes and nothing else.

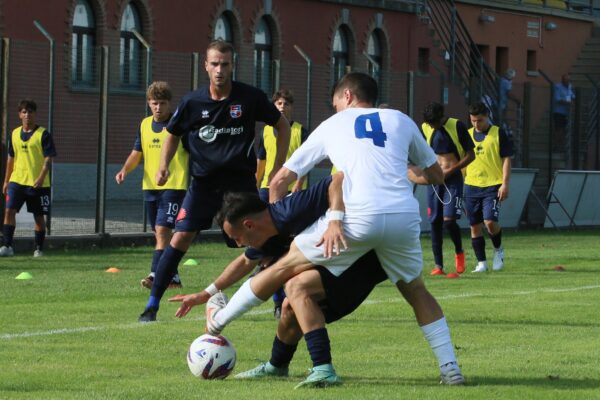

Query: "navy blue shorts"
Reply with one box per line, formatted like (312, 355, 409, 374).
(427, 173, 463, 223)
(5, 182, 50, 216)
(464, 184, 501, 225)
(258, 188, 269, 203)
(316, 250, 388, 324)
(175, 174, 257, 234)
(145, 190, 186, 230)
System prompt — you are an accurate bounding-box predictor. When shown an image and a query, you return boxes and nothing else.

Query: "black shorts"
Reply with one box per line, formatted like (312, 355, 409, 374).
(175, 173, 257, 234)
(553, 113, 568, 129)
(5, 182, 51, 216)
(316, 250, 388, 324)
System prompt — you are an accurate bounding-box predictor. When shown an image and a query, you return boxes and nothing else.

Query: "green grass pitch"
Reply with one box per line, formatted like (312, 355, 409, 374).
(1, 229, 600, 399)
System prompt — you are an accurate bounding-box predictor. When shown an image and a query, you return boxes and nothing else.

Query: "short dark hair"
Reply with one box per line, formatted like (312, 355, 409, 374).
(333, 72, 378, 106)
(206, 39, 234, 57)
(423, 102, 444, 125)
(468, 102, 489, 116)
(18, 99, 37, 112)
(216, 192, 268, 228)
(272, 89, 294, 104)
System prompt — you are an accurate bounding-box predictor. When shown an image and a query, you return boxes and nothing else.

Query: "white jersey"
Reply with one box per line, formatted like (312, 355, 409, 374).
(285, 108, 437, 215)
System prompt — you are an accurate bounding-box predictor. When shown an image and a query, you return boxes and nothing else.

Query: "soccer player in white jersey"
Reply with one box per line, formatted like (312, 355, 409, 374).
(206, 72, 465, 387)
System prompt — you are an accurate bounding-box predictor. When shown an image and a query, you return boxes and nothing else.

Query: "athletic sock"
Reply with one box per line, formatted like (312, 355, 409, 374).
(148, 245, 185, 308)
(150, 249, 164, 274)
(421, 317, 457, 367)
(471, 236, 486, 262)
(3, 224, 15, 247)
(270, 335, 298, 368)
(443, 220, 463, 254)
(431, 218, 444, 268)
(490, 229, 502, 250)
(34, 230, 46, 251)
(213, 279, 264, 327)
(305, 328, 332, 367)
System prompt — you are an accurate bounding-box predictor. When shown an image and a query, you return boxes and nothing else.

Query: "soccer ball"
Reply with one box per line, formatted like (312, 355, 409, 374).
(187, 334, 236, 379)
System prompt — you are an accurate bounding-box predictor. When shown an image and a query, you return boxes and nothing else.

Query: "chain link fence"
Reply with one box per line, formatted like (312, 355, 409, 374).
(2, 39, 598, 236)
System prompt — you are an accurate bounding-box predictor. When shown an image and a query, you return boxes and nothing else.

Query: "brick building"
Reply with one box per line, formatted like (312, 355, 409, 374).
(0, 0, 597, 232)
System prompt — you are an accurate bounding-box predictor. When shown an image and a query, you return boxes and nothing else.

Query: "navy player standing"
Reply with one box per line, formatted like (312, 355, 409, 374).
(138, 40, 290, 322)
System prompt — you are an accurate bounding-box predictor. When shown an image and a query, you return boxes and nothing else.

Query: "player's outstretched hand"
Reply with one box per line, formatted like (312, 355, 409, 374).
(316, 220, 348, 258)
(169, 292, 210, 318)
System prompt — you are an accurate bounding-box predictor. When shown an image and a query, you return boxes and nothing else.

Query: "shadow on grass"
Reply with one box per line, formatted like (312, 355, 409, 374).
(339, 375, 600, 389)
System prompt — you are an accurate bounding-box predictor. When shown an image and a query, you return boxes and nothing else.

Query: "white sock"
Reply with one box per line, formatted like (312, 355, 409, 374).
(213, 279, 264, 326)
(421, 317, 457, 367)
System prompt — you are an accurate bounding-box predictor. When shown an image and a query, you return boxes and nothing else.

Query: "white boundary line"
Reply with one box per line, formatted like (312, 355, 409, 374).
(2, 284, 600, 341)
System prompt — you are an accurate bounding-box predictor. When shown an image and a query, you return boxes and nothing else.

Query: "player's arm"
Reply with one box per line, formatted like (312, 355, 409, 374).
(33, 156, 53, 189)
(115, 150, 142, 184)
(291, 175, 306, 192)
(267, 115, 291, 195)
(256, 159, 266, 189)
(316, 171, 348, 258)
(169, 254, 259, 317)
(408, 162, 444, 185)
(2, 156, 14, 196)
(269, 166, 298, 203)
(408, 124, 444, 185)
(156, 132, 180, 186)
(498, 157, 512, 201)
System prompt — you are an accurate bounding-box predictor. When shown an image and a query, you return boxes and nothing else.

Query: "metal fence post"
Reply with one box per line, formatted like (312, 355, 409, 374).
(293, 45, 312, 130)
(407, 71, 415, 119)
(131, 29, 151, 233)
(0, 38, 8, 227)
(191, 52, 200, 90)
(33, 21, 55, 235)
(96, 46, 109, 235)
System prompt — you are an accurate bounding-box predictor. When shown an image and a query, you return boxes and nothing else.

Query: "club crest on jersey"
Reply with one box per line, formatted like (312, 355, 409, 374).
(202, 110, 210, 119)
(230, 105, 242, 118)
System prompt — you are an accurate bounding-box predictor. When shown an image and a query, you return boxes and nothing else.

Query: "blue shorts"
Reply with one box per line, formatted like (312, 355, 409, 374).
(5, 182, 51, 216)
(144, 190, 186, 230)
(427, 173, 463, 223)
(258, 188, 269, 203)
(175, 173, 257, 234)
(464, 184, 501, 225)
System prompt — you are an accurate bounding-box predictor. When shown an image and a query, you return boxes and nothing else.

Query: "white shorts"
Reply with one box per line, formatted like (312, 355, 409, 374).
(294, 212, 423, 284)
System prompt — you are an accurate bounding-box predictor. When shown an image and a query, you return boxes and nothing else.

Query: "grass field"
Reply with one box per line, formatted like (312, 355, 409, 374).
(1, 229, 600, 399)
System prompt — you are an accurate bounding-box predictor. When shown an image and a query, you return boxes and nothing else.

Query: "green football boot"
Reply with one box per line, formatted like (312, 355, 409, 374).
(234, 362, 288, 379)
(294, 364, 342, 389)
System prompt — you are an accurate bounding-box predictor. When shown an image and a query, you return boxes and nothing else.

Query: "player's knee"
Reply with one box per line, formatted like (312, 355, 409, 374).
(170, 231, 194, 251)
(396, 277, 427, 303)
(280, 298, 296, 322)
(284, 275, 306, 299)
(483, 220, 496, 232)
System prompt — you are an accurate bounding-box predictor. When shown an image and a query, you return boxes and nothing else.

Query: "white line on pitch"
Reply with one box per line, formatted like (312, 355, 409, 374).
(2, 284, 600, 341)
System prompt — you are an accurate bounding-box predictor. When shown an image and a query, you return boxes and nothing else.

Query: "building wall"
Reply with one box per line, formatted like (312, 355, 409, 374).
(0, 0, 594, 203)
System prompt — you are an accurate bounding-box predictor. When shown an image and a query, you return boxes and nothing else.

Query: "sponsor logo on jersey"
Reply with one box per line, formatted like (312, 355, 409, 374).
(202, 110, 210, 119)
(197, 125, 244, 143)
(230, 105, 242, 118)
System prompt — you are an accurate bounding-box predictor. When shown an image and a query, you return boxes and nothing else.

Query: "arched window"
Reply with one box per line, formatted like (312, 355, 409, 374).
(72, 0, 95, 85)
(254, 17, 272, 95)
(333, 26, 350, 83)
(120, 2, 142, 87)
(214, 14, 233, 43)
(367, 30, 382, 83)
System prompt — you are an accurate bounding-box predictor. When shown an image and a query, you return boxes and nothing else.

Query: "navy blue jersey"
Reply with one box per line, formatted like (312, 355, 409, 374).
(167, 81, 281, 178)
(245, 175, 333, 260)
(133, 114, 189, 152)
(8, 127, 56, 158)
(429, 121, 474, 159)
(473, 126, 514, 158)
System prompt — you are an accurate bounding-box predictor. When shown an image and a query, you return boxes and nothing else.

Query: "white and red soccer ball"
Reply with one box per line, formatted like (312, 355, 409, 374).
(187, 334, 236, 379)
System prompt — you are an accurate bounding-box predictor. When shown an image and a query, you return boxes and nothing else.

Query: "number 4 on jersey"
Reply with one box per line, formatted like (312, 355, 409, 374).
(354, 112, 387, 148)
